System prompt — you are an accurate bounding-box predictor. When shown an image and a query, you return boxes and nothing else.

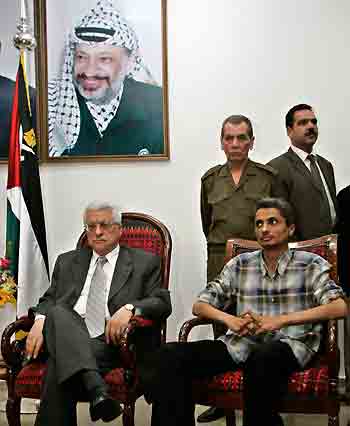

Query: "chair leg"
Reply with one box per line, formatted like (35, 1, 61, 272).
(6, 395, 21, 426)
(122, 401, 135, 426)
(225, 411, 236, 426)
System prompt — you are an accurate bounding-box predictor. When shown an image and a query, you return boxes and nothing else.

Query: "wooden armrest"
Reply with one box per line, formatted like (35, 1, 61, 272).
(119, 316, 160, 368)
(1, 316, 34, 369)
(326, 319, 339, 392)
(178, 317, 215, 342)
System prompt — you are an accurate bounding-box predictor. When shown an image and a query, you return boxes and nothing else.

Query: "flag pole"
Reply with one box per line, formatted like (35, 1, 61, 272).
(0, 0, 40, 415)
(13, 0, 36, 52)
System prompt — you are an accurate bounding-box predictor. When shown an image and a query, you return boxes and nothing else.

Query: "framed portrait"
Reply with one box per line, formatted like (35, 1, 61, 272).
(36, 0, 169, 162)
(0, 0, 38, 162)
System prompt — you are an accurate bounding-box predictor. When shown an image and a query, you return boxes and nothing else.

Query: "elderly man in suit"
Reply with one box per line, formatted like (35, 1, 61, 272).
(25, 201, 171, 425)
(268, 104, 337, 240)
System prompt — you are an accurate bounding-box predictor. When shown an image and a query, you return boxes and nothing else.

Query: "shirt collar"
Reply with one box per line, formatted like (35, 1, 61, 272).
(92, 244, 120, 264)
(291, 145, 317, 163)
(220, 159, 252, 177)
(259, 249, 293, 277)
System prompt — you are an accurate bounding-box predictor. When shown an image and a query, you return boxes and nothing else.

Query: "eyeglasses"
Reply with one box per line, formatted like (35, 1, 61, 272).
(84, 222, 118, 232)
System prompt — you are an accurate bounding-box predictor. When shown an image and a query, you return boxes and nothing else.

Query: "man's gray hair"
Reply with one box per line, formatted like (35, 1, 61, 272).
(83, 201, 122, 224)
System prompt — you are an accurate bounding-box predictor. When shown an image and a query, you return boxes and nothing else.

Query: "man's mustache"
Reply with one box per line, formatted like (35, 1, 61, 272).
(76, 73, 111, 83)
(305, 129, 317, 136)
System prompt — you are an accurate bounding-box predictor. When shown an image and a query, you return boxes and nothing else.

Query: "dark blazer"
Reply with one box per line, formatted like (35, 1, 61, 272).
(0, 75, 36, 158)
(336, 186, 350, 295)
(32, 246, 171, 321)
(268, 148, 337, 240)
(61, 78, 164, 157)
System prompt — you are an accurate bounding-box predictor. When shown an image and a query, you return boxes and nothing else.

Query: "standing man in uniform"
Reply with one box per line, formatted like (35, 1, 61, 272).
(268, 104, 337, 240)
(198, 114, 281, 422)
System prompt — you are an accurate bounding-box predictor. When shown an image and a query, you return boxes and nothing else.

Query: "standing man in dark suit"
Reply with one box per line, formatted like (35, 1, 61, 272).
(268, 104, 337, 240)
(25, 201, 171, 425)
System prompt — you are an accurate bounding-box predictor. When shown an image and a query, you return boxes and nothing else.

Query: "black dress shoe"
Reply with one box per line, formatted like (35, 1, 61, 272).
(89, 391, 123, 422)
(197, 407, 225, 423)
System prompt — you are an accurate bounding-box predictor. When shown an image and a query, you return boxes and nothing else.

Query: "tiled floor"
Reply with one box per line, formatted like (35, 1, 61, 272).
(0, 380, 349, 425)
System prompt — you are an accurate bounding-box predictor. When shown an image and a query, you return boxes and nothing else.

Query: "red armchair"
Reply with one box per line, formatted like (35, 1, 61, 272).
(179, 234, 341, 426)
(1, 212, 172, 426)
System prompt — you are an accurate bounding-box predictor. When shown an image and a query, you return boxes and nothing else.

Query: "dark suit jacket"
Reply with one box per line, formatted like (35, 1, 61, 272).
(61, 78, 164, 156)
(32, 246, 171, 322)
(336, 186, 350, 295)
(268, 148, 337, 240)
(0, 75, 36, 158)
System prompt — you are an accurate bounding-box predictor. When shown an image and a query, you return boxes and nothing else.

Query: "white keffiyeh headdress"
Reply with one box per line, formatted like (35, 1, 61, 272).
(48, 0, 143, 156)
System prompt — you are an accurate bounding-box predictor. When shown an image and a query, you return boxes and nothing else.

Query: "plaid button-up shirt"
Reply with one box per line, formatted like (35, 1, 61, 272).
(198, 249, 344, 367)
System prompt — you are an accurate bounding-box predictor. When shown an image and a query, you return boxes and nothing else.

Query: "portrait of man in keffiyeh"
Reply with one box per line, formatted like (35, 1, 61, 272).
(48, 0, 164, 158)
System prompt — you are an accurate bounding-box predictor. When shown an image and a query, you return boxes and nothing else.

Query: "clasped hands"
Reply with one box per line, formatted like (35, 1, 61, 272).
(226, 311, 285, 337)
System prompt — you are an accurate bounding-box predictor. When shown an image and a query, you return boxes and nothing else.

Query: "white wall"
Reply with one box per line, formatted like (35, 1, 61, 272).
(1, 0, 35, 83)
(0, 0, 350, 354)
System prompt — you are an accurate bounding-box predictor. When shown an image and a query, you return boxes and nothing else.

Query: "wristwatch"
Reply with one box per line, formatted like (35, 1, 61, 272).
(124, 303, 135, 314)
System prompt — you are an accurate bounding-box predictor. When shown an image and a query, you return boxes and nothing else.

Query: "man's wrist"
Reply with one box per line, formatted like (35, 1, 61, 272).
(35, 314, 46, 322)
(218, 311, 233, 326)
(124, 304, 135, 315)
(279, 314, 289, 328)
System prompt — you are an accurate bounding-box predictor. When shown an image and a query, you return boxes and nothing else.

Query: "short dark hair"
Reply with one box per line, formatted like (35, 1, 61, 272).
(220, 115, 254, 140)
(285, 104, 313, 129)
(255, 197, 295, 226)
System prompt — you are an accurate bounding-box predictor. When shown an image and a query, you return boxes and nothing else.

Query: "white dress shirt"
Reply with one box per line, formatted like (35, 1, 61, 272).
(35, 245, 120, 322)
(74, 245, 120, 320)
(290, 145, 336, 225)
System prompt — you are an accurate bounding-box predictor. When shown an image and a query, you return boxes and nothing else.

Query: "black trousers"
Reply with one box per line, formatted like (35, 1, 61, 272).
(34, 305, 120, 426)
(140, 339, 300, 426)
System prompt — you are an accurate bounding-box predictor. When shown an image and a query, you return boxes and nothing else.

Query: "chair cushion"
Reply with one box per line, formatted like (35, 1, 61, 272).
(192, 366, 328, 396)
(15, 363, 136, 402)
(15, 363, 47, 399)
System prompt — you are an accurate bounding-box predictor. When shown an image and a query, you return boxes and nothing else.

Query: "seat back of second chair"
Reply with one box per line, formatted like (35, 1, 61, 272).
(77, 212, 172, 342)
(226, 233, 338, 281)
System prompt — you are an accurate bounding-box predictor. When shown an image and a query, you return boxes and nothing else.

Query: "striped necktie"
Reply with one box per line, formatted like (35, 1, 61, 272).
(85, 256, 108, 338)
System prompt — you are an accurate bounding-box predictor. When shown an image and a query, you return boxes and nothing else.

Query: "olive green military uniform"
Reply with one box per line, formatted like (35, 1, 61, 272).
(201, 159, 280, 281)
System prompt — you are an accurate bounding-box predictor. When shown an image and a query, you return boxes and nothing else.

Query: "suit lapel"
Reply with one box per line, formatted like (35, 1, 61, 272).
(70, 249, 92, 302)
(317, 157, 334, 194)
(317, 157, 338, 208)
(108, 246, 133, 301)
(286, 148, 323, 195)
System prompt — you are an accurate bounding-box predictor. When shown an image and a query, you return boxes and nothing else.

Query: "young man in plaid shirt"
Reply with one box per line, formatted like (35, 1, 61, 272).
(141, 197, 347, 426)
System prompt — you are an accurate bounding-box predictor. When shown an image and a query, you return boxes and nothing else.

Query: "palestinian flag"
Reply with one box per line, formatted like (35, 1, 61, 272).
(6, 51, 49, 317)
